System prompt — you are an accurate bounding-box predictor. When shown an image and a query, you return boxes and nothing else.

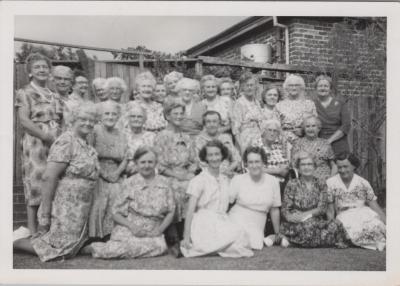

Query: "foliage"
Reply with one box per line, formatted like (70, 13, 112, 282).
(328, 18, 386, 198)
(15, 43, 79, 63)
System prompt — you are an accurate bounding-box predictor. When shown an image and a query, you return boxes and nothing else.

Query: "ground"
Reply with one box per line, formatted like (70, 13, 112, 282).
(13, 247, 385, 270)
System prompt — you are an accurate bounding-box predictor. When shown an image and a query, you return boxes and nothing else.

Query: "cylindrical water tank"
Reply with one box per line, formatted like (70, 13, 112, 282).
(240, 44, 272, 63)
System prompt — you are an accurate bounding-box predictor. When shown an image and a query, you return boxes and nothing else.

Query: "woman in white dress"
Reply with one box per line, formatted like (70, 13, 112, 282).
(326, 153, 386, 251)
(228, 146, 282, 250)
(181, 140, 253, 258)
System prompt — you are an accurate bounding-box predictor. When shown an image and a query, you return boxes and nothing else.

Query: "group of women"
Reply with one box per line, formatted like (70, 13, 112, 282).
(13, 52, 386, 263)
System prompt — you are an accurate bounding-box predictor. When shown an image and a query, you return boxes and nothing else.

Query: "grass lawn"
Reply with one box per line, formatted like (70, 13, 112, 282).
(13, 247, 385, 271)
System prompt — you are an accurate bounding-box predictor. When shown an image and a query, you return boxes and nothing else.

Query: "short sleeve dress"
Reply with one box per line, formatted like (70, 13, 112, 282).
(326, 174, 386, 250)
(228, 173, 281, 249)
(280, 177, 348, 248)
(90, 174, 175, 259)
(15, 83, 63, 206)
(31, 131, 99, 262)
(180, 169, 253, 258)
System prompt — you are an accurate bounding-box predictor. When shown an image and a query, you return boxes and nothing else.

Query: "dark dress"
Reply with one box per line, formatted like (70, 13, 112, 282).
(280, 177, 348, 248)
(314, 97, 351, 156)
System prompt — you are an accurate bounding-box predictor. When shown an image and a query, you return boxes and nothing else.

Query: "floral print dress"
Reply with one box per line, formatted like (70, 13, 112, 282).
(31, 131, 99, 262)
(280, 177, 349, 248)
(232, 95, 264, 153)
(202, 95, 233, 129)
(89, 125, 127, 238)
(15, 83, 62, 206)
(137, 100, 167, 133)
(327, 174, 386, 250)
(90, 174, 175, 259)
(154, 129, 198, 222)
(276, 99, 317, 143)
(292, 137, 335, 181)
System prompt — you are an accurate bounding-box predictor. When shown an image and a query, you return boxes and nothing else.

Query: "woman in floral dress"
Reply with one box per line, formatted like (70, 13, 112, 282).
(123, 102, 155, 176)
(15, 53, 62, 235)
(276, 74, 317, 143)
(154, 101, 198, 250)
(260, 84, 282, 123)
(280, 151, 349, 248)
(201, 74, 233, 134)
(181, 140, 253, 258)
(327, 153, 386, 251)
(232, 72, 264, 154)
(134, 72, 167, 133)
(84, 147, 175, 259)
(292, 115, 336, 181)
(13, 102, 99, 262)
(89, 101, 128, 239)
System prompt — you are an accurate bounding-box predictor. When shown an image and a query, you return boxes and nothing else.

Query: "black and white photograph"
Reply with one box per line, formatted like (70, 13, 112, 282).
(1, 1, 400, 285)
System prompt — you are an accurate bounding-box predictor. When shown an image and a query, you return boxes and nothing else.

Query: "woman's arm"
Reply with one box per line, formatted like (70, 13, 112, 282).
(113, 212, 146, 237)
(38, 162, 68, 231)
(327, 129, 345, 145)
(270, 207, 280, 234)
(367, 200, 386, 224)
(327, 202, 336, 220)
(265, 166, 289, 177)
(329, 160, 338, 177)
(18, 106, 54, 144)
(181, 194, 199, 249)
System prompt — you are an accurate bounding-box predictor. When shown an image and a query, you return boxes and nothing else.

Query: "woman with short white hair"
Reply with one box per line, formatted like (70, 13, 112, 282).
(201, 74, 233, 134)
(92, 77, 108, 102)
(134, 72, 167, 133)
(276, 74, 317, 143)
(164, 71, 183, 99)
(105, 77, 127, 103)
(175, 77, 206, 136)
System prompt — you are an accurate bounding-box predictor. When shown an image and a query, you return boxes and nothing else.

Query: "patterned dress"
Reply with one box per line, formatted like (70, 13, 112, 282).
(15, 83, 62, 206)
(327, 174, 386, 250)
(154, 129, 198, 222)
(89, 125, 127, 238)
(202, 96, 233, 129)
(232, 95, 264, 153)
(292, 137, 335, 181)
(31, 131, 99, 262)
(123, 128, 155, 175)
(261, 106, 281, 123)
(280, 177, 349, 248)
(276, 99, 317, 143)
(137, 99, 167, 133)
(90, 174, 175, 259)
(181, 169, 253, 258)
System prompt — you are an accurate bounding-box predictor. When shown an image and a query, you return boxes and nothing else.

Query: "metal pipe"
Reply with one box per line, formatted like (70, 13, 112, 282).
(14, 37, 152, 56)
(273, 16, 289, 64)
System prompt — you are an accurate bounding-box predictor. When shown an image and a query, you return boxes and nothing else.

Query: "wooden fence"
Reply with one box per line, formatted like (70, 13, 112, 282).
(13, 60, 386, 227)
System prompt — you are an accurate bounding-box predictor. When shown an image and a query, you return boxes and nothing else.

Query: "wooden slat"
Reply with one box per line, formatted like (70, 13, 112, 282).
(198, 56, 319, 73)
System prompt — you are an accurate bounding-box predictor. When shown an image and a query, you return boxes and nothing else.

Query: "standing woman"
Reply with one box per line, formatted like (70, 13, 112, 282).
(13, 103, 99, 262)
(92, 77, 108, 102)
(260, 84, 283, 123)
(123, 102, 156, 176)
(276, 74, 317, 143)
(154, 102, 198, 250)
(232, 72, 264, 154)
(135, 72, 167, 134)
(219, 77, 238, 101)
(314, 75, 351, 156)
(228, 146, 282, 250)
(181, 140, 253, 258)
(164, 71, 184, 104)
(15, 53, 62, 235)
(89, 101, 128, 240)
(201, 75, 233, 134)
(327, 153, 386, 251)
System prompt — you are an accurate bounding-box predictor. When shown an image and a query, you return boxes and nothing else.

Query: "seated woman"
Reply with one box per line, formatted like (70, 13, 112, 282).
(228, 146, 281, 250)
(13, 102, 99, 262)
(292, 115, 336, 181)
(84, 147, 175, 259)
(123, 102, 155, 176)
(280, 151, 349, 248)
(181, 140, 253, 258)
(326, 153, 386, 251)
(89, 101, 127, 240)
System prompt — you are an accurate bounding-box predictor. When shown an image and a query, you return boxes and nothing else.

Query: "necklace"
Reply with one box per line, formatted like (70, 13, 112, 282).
(30, 81, 53, 101)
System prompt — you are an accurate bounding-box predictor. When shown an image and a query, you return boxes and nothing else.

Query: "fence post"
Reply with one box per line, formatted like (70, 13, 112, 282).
(195, 60, 203, 78)
(77, 49, 95, 101)
(139, 54, 145, 71)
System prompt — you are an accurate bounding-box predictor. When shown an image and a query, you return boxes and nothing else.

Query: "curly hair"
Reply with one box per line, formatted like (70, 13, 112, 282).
(135, 71, 156, 89)
(96, 100, 122, 118)
(126, 101, 148, 121)
(238, 71, 258, 89)
(202, 110, 221, 125)
(242, 146, 268, 166)
(133, 146, 158, 163)
(334, 152, 360, 168)
(69, 101, 97, 124)
(198, 139, 230, 163)
(26, 53, 52, 75)
(163, 100, 185, 120)
(105, 77, 128, 93)
(315, 74, 333, 89)
(293, 151, 317, 169)
(175, 78, 198, 93)
(282, 74, 306, 98)
(261, 84, 283, 105)
(163, 71, 183, 84)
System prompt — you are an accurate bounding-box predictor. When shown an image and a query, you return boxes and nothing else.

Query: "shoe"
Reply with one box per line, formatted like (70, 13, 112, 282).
(169, 243, 183, 258)
(263, 235, 275, 247)
(377, 242, 385, 252)
(281, 237, 290, 248)
(13, 226, 31, 242)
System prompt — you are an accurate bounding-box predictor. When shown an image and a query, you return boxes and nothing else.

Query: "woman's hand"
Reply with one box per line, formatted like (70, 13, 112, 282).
(129, 225, 147, 237)
(181, 237, 192, 249)
(43, 133, 55, 146)
(32, 224, 50, 238)
(107, 171, 121, 183)
(289, 211, 309, 223)
(147, 227, 162, 237)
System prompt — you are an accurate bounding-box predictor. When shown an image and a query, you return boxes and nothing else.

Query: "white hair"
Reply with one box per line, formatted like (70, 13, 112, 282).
(175, 78, 198, 92)
(135, 71, 156, 89)
(96, 100, 122, 117)
(126, 101, 147, 121)
(52, 65, 73, 78)
(163, 71, 183, 84)
(69, 101, 97, 124)
(92, 77, 107, 89)
(104, 77, 127, 93)
(282, 74, 306, 98)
